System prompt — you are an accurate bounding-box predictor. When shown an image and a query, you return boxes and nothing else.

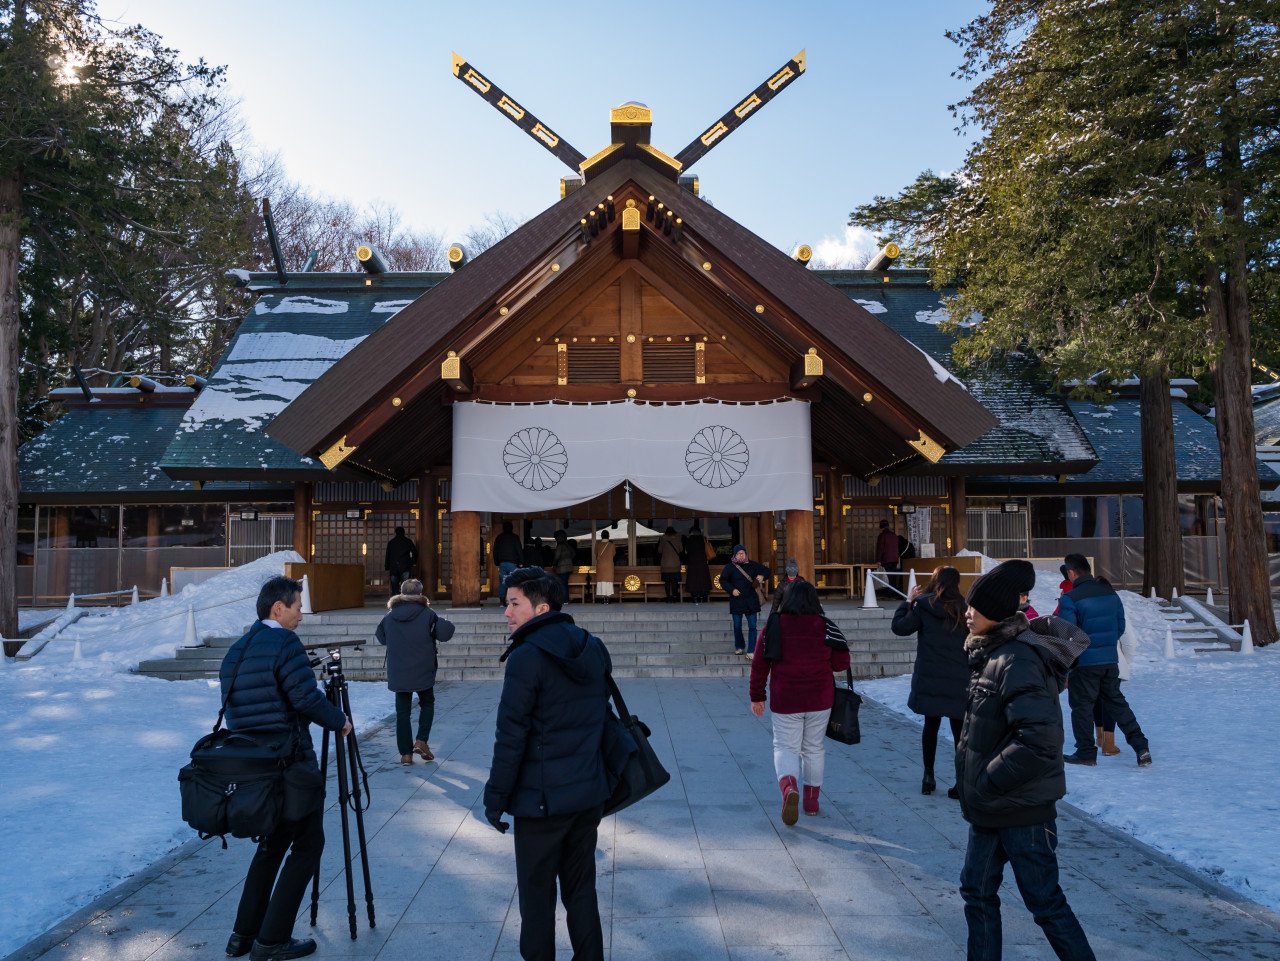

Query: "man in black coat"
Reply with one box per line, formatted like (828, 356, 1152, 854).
(222, 576, 351, 961)
(384, 526, 417, 596)
(376, 578, 455, 765)
(484, 567, 612, 961)
(492, 520, 524, 603)
(957, 560, 1097, 961)
(718, 543, 770, 655)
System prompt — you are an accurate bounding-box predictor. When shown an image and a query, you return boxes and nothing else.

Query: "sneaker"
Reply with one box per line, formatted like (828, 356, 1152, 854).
(399, 754, 413, 765)
(413, 740, 434, 761)
(250, 938, 317, 961)
(1137, 750, 1153, 767)
(734, 649, 745, 656)
(1063, 752, 1097, 766)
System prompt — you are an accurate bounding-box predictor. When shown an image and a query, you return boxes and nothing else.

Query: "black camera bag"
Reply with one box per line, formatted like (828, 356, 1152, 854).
(179, 625, 299, 845)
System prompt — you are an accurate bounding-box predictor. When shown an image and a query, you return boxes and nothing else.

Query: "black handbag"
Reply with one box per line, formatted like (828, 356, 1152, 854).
(826, 669, 863, 745)
(178, 626, 300, 845)
(602, 673, 671, 816)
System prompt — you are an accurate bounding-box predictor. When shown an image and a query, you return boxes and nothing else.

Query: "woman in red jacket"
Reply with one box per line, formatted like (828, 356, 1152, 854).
(750, 580, 852, 825)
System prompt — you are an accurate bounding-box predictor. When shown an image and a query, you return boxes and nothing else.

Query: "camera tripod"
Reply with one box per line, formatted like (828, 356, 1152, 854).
(308, 647, 375, 940)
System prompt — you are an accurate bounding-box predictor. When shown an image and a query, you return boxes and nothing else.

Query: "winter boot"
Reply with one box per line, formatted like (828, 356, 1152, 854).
(803, 785, 821, 816)
(921, 771, 936, 795)
(1063, 751, 1097, 766)
(779, 775, 800, 826)
(1101, 731, 1121, 756)
(414, 740, 434, 761)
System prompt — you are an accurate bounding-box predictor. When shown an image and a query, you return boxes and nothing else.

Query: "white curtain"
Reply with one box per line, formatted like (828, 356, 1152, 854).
(450, 399, 812, 513)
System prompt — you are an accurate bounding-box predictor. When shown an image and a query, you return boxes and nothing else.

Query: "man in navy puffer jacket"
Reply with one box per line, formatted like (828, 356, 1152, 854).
(221, 576, 350, 961)
(484, 566, 612, 961)
(1056, 554, 1151, 767)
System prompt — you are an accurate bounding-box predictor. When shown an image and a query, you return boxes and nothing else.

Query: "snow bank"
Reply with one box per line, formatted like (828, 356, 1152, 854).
(38, 551, 303, 673)
(862, 562, 1280, 912)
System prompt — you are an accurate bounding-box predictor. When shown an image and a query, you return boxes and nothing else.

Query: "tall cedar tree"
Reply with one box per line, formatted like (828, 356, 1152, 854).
(854, 2, 1277, 637)
(0, 0, 222, 637)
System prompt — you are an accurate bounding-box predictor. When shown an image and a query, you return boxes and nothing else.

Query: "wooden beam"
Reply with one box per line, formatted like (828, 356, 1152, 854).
(472, 382, 797, 403)
(620, 270, 642, 382)
(417, 473, 436, 598)
(293, 483, 312, 559)
(786, 509, 815, 583)
(949, 476, 967, 553)
(450, 510, 481, 606)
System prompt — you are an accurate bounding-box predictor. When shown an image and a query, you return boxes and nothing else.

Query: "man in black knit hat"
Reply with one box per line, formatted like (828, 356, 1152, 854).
(957, 560, 1097, 961)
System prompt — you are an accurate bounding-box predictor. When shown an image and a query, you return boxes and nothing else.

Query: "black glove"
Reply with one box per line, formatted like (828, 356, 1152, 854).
(485, 809, 510, 834)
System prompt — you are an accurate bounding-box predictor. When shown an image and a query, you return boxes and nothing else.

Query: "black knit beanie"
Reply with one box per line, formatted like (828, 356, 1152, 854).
(966, 559, 1037, 622)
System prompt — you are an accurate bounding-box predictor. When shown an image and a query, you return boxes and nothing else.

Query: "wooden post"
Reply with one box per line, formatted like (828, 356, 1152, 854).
(949, 477, 967, 554)
(451, 510, 481, 606)
(786, 510, 815, 582)
(417, 473, 436, 597)
(741, 514, 760, 569)
(827, 467, 845, 563)
(145, 507, 161, 591)
(758, 511, 774, 573)
(293, 483, 312, 559)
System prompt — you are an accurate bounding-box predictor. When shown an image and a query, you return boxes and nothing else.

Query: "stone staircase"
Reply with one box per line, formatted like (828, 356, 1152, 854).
(136, 602, 915, 682)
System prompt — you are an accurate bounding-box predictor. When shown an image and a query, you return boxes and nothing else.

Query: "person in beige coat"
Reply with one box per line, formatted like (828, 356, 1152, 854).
(594, 531, 616, 603)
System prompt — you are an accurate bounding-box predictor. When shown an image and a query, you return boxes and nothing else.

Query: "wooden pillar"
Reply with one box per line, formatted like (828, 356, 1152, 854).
(292, 483, 312, 559)
(827, 467, 845, 563)
(450, 510, 481, 606)
(949, 477, 967, 554)
(740, 514, 760, 567)
(417, 473, 436, 597)
(758, 511, 774, 573)
(786, 509, 815, 582)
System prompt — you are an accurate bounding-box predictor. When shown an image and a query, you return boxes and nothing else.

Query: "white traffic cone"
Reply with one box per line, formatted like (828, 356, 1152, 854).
(1149, 586, 1157, 600)
(1172, 586, 1179, 600)
(1205, 587, 1214, 606)
(66, 593, 76, 611)
(1164, 625, 1176, 659)
(301, 574, 314, 615)
(862, 569, 878, 609)
(1241, 619, 1255, 655)
(184, 605, 198, 645)
(906, 568, 918, 597)
(72, 637, 84, 663)
(160, 577, 169, 598)
(131, 585, 139, 605)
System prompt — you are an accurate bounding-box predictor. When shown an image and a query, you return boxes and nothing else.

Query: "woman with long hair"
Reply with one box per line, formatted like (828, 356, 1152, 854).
(749, 580, 851, 825)
(892, 565, 969, 797)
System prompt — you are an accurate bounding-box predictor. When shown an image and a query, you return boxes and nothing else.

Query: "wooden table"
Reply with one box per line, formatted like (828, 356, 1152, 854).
(814, 563, 857, 598)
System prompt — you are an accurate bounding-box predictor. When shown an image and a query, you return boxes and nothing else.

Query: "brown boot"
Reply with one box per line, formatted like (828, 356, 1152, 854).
(414, 740, 434, 761)
(1101, 731, 1121, 756)
(399, 754, 413, 765)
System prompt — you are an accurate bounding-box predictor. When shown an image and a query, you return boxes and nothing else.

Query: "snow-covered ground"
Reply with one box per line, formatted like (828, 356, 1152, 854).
(0, 556, 397, 958)
(864, 565, 1280, 913)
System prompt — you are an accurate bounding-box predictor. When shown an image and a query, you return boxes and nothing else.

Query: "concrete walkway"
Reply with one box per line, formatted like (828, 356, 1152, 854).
(10, 679, 1279, 961)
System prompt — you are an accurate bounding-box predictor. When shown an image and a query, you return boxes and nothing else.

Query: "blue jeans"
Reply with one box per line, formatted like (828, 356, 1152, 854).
(731, 612, 758, 653)
(960, 820, 1096, 961)
(497, 561, 518, 602)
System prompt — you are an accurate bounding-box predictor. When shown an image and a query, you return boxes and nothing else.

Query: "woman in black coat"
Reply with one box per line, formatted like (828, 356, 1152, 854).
(375, 579, 455, 765)
(891, 565, 969, 797)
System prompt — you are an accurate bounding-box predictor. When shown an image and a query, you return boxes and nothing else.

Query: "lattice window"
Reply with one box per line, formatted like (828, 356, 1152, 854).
(643, 342, 695, 382)
(568, 344, 621, 383)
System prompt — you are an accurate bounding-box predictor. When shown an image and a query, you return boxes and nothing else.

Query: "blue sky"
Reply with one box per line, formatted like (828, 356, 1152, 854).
(109, 0, 986, 264)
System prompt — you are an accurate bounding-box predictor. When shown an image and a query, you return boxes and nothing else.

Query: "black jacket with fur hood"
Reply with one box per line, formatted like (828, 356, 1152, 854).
(375, 594, 455, 692)
(956, 612, 1090, 828)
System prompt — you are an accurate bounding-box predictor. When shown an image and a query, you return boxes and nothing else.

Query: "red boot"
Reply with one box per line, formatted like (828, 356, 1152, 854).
(803, 785, 821, 816)
(779, 775, 799, 826)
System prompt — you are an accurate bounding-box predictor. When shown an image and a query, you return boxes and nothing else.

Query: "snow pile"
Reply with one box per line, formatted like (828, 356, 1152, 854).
(863, 561, 1280, 912)
(36, 551, 303, 673)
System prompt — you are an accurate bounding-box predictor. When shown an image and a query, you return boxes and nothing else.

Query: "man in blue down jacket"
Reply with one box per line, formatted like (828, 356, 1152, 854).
(957, 560, 1097, 961)
(484, 566, 612, 961)
(221, 576, 351, 961)
(1056, 554, 1151, 767)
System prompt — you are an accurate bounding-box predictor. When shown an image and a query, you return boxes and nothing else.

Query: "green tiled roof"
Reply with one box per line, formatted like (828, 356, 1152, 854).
(820, 273, 1099, 470)
(18, 404, 270, 498)
(159, 281, 441, 478)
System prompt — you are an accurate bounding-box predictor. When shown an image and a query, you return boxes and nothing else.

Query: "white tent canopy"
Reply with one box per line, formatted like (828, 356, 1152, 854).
(569, 520, 665, 543)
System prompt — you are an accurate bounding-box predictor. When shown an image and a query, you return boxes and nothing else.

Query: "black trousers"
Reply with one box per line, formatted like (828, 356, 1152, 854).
(1067, 664, 1148, 760)
(513, 805, 604, 961)
(233, 808, 325, 944)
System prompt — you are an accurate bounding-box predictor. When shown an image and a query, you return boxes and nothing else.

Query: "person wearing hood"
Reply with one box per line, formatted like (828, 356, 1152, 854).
(892, 565, 969, 799)
(484, 566, 614, 961)
(957, 560, 1098, 961)
(375, 579, 455, 765)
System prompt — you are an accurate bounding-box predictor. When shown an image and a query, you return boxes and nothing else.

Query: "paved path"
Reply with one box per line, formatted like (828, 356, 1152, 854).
(10, 679, 1279, 961)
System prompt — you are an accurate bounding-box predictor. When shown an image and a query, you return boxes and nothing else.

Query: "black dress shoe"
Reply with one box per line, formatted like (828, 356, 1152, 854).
(226, 933, 253, 958)
(921, 773, 936, 795)
(947, 786, 960, 800)
(250, 938, 317, 960)
(1063, 751, 1098, 766)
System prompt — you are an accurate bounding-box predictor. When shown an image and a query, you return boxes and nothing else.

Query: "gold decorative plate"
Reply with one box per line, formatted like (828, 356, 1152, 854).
(623, 574, 642, 592)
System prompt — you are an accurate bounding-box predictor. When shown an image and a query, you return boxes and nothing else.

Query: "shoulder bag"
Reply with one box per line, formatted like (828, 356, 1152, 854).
(178, 625, 300, 845)
(734, 562, 769, 607)
(826, 668, 863, 745)
(602, 673, 671, 816)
